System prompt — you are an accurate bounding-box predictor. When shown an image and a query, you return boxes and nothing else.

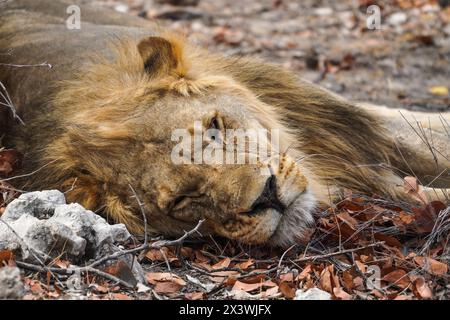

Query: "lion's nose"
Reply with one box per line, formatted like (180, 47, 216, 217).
(250, 175, 286, 214)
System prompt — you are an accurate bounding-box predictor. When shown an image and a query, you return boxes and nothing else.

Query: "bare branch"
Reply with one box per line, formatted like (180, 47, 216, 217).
(0, 62, 52, 68)
(293, 241, 384, 263)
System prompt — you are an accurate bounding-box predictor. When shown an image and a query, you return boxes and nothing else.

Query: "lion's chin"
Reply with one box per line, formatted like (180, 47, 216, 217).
(268, 189, 317, 248)
(212, 190, 316, 246)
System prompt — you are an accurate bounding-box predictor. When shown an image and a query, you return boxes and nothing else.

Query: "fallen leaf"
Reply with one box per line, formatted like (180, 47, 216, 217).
(104, 260, 137, 287)
(355, 260, 367, 273)
(413, 276, 432, 299)
(414, 256, 448, 276)
(91, 284, 109, 294)
(47, 291, 60, 298)
(145, 272, 187, 286)
(212, 257, 231, 269)
(28, 281, 44, 295)
(404, 176, 428, 204)
(53, 259, 70, 269)
(262, 286, 279, 298)
(341, 270, 354, 291)
(374, 233, 403, 248)
(0, 250, 14, 265)
(394, 294, 413, 300)
(232, 280, 276, 292)
(333, 287, 352, 300)
(0, 149, 22, 177)
(279, 281, 296, 299)
(184, 291, 205, 300)
(145, 247, 178, 263)
(320, 267, 333, 293)
(112, 293, 132, 300)
(382, 269, 410, 289)
(296, 264, 312, 281)
(337, 211, 358, 229)
(232, 281, 262, 292)
(208, 270, 240, 283)
(236, 259, 254, 270)
(279, 272, 294, 282)
(154, 281, 183, 294)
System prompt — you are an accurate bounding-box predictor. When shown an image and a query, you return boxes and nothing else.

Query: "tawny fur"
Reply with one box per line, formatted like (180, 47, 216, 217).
(1, 0, 448, 246)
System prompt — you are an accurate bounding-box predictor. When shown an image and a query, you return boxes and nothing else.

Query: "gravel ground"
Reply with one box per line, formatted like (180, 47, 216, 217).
(94, 0, 450, 111)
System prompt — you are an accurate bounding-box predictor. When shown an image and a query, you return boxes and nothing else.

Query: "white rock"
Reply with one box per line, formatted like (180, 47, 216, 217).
(444, 24, 450, 36)
(0, 190, 131, 262)
(114, 4, 129, 13)
(294, 288, 332, 300)
(387, 12, 407, 26)
(314, 7, 333, 16)
(3, 190, 65, 221)
(0, 267, 24, 299)
(0, 190, 147, 283)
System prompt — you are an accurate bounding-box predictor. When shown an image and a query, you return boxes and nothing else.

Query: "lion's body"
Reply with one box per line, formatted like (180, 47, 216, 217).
(1, 0, 449, 246)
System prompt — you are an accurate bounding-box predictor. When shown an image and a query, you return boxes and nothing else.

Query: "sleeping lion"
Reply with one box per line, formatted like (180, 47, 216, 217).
(1, 0, 449, 247)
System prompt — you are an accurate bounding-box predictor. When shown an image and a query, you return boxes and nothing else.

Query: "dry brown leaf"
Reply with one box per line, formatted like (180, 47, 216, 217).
(319, 267, 333, 293)
(412, 202, 445, 233)
(337, 211, 358, 229)
(414, 256, 448, 276)
(341, 270, 354, 291)
(239, 273, 267, 284)
(184, 291, 205, 300)
(236, 259, 254, 270)
(145, 272, 187, 286)
(413, 276, 432, 299)
(154, 281, 183, 294)
(145, 247, 177, 263)
(104, 260, 137, 286)
(112, 293, 132, 300)
(232, 280, 276, 292)
(374, 233, 403, 248)
(28, 281, 44, 295)
(355, 260, 366, 273)
(394, 294, 413, 300)
(279, 281, 296, 299)
(262, 286, 279, 298)
(382, 269, 410, 289)
(92, 284, 109, 294)
(279, 272, 294, 282)
(404, 176, 428, 204)
(0, 149, 22, 177)
(53, 258, 70, 269)
(209, 270, 240, 283)
(212, 257, 231, 269)
(296, 264, 312, 281)
(232, 281, 263, 292)
(0, 250, 14, 265)
(194, 250, 210, 263)
(47, 291, 60, 298)
(333, 287, 352, 300)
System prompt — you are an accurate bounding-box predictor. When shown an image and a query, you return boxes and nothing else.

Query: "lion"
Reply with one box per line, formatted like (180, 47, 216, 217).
(1, 0, 449, 247)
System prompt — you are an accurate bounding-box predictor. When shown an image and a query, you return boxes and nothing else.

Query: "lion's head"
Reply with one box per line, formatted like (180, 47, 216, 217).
(45, 35, 319, 247)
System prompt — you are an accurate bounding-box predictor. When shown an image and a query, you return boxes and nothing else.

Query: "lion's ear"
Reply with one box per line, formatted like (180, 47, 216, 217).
(137, 36, 187, 77)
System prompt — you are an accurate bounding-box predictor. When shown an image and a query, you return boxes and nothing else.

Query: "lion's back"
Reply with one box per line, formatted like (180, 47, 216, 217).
(0, 0, 153, 119)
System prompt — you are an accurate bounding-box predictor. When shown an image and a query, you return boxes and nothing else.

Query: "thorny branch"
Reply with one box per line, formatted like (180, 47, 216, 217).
(14, 219, 204, 289)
